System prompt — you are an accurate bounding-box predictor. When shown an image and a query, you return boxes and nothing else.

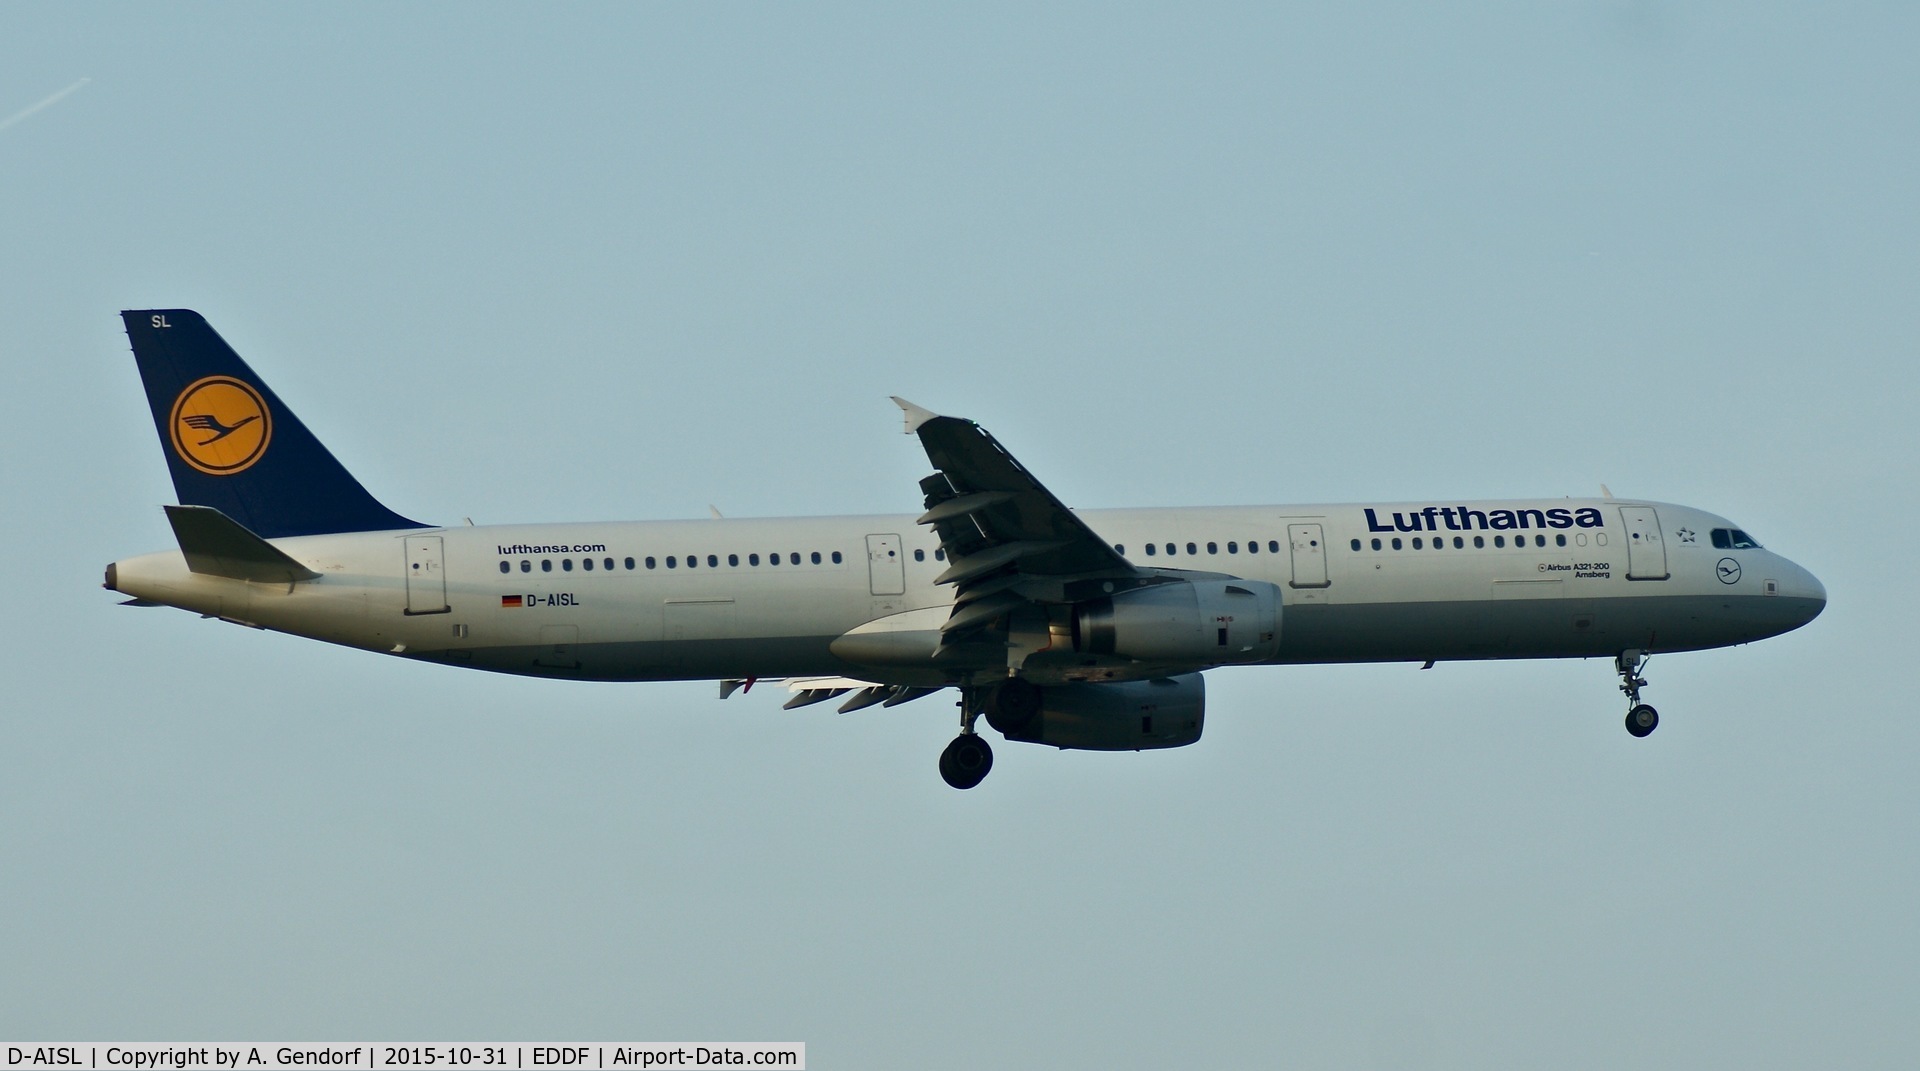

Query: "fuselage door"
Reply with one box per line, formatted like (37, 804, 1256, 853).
(1620, 506, 1670, 581)
(404, 535, 451, 614)
(866, 533, 906, 596)
(1287, 523, 1330, 588)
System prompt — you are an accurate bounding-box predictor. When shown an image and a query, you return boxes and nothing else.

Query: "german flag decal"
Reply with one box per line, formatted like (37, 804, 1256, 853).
(501, 595, 523, 608)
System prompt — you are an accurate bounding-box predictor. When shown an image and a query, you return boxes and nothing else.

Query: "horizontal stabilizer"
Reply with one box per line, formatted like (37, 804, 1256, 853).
(164, 504, 321, 583)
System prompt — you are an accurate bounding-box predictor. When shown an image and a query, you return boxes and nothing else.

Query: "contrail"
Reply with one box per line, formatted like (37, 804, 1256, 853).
(0, 78, 91, 133)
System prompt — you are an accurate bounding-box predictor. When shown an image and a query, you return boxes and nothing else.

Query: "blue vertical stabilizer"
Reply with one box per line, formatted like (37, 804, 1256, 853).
(122, 309, 428, 538)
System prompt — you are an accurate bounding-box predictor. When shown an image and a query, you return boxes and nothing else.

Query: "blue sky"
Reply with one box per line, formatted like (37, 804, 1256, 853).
(2, 4, 1915, 1067)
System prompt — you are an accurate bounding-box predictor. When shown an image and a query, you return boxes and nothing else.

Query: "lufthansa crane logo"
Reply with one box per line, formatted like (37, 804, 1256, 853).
(170, 376, 272, 475)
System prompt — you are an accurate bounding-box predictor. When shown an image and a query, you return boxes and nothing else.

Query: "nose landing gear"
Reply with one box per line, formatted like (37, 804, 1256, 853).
(1617, 649, 1658, 738)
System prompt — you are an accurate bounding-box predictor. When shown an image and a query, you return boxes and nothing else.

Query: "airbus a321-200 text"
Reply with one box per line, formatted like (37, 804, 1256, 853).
(106, 310, 1827, 788)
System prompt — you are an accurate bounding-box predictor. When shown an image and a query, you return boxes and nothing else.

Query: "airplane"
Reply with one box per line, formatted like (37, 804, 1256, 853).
(105, 309, 1827, 789)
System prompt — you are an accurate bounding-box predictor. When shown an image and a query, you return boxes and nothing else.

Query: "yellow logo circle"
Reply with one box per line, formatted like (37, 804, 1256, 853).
(170, 376, 272, 476)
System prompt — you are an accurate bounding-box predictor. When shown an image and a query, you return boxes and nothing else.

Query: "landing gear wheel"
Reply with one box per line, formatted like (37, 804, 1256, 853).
(938, 734, 994, 790)
(1625, 704, 1659, 738)
(982, 677, 1042, 735)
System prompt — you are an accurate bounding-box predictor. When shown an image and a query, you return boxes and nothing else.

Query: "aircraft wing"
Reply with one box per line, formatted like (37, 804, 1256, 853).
(892, 398, 1142, 647)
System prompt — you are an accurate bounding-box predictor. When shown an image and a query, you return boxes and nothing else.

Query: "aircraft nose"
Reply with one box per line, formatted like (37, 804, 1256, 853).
(1787, 561, 1827, 626)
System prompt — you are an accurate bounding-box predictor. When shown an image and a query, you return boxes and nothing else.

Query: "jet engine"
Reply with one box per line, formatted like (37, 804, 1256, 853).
(986, 673, 1206, 751)
(1073, 579, 1282, 665)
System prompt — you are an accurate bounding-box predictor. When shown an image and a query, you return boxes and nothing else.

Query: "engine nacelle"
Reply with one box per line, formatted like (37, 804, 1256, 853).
(991, 674, 1206, 751)
(1073, 579, 1282, 665)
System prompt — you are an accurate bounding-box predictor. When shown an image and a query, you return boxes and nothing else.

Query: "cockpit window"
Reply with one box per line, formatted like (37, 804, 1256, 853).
(1711, 528, 1762, 550)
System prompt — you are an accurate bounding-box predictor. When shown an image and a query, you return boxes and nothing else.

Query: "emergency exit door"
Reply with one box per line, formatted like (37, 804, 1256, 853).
(1287, 523, 1330, 588)
(866, 533, 905, 595)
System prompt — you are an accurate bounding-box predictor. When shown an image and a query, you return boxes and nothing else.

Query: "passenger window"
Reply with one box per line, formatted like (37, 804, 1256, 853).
(1248, 541, 1259, 555)
(831, 551, 843, 564)
(1228, 542, 1239, 554)
(645, 557, 656, 569)
(1115, 544, 1125, 555)
(1535, 535, 1546, 547)
(1412, 537, 1423, 549)
(767, 553, 779, 566)
(708, 554, 719, 567)
(1350, 539, 1361, 551)
(811, 552, 821, 564)
(1207, 542, 1218, 554)
(582, 558, 593, 571)
(521, 560, 531, 572)
(626, 557, 636, 570)
(1493, 536, 1505, 548)
(1371, 537, 1382, 551)
(666, 556, 677, 568)
(728, 554, 739, 567)
(1392, 537, 1403, 550)
(1473, 536, 1484, 548)
(1555, 534, 1566, 547)
(687, 555, 698, 569)
(606, 558, 615, 571)
(1187, 542, 1198, 555)
(1145, 544, 1157, 556)
(498, 561, 509, 574)
(542, 559, 552, 572)
(913, 549, 924, 562)
(750, 553, 761, 566)
(1268, 540, 1280, 553)
(563, 559, 573, 571)
(934, 549, 944, 561)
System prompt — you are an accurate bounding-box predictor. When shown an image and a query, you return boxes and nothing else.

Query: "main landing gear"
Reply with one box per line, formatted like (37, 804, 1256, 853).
(937, 678, 1040, 790)
(1617, 649, 1659, 738)
(939, 733, 992, 790)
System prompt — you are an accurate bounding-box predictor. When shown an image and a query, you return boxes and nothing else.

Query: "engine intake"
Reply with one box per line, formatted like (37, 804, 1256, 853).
(1073, 579, 1282, 665)
(990, 673, 1206, 751)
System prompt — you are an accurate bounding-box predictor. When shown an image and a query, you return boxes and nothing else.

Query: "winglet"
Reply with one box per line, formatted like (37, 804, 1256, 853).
(890, 396, 939, 435)
(164, 504, 321, 583)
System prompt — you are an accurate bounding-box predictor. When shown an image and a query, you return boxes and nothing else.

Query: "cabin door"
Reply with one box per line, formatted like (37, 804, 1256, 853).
(1620, 507, 1670, 581)
(404, 536, 450, 614)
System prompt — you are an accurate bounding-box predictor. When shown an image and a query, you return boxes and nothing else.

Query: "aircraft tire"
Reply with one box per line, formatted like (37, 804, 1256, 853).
(983, 677, 1042, 734)
(1625, 704, 1659, 738)
(939, 734, 994, 790)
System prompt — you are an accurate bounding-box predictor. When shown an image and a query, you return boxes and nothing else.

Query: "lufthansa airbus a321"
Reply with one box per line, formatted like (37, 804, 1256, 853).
(105, 310, 1827, 788)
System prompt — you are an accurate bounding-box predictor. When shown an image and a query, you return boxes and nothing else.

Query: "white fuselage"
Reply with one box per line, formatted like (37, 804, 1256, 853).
(108, 498, 1826, 685)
